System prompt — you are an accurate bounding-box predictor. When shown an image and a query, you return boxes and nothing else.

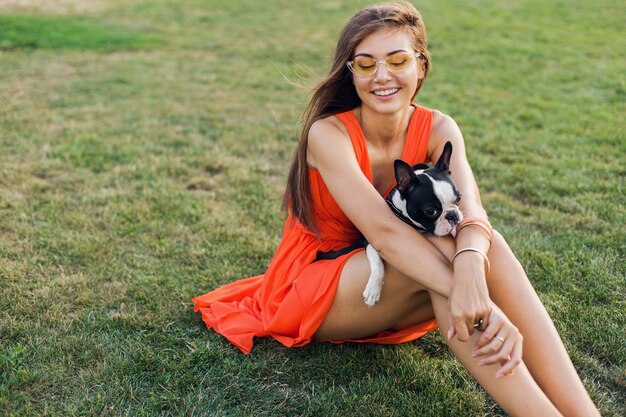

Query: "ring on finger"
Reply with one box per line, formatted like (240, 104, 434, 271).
(473, 318, 484, 330)
(495, 335, 505, 343)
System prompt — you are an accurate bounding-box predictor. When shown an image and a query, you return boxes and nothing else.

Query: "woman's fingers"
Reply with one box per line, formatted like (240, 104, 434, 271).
(447, 314, 456, 340)
(470, 305, 492, 335)
(472, 332, 504, 357)
(451, 311, 491, 342)
(477, 334, 514, 366)
(448, 303, 491, 342)
(448, 299, 471, 341)
(496, 334, 524, 378)
(452, 314, 471, 341)
(474, 313, 502, 350)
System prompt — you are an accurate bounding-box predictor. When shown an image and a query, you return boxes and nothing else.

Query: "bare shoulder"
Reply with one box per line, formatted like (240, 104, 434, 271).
(307, 115, 352, 168)
(431, 110, 462, 141)
(428, 109, 466, 159)
(309, 114, 346, 139)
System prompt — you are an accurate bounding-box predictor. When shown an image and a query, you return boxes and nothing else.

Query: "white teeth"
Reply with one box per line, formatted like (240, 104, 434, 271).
(373, 88, 398, 96)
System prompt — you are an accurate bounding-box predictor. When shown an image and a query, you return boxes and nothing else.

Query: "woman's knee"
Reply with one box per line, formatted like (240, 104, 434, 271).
(486, 230, 534, 289)
(491, 229, 506, 250)
(489, 230, 520, 266)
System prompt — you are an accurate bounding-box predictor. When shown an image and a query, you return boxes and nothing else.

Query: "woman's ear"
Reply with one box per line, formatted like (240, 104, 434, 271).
(417, 58, 426, 80)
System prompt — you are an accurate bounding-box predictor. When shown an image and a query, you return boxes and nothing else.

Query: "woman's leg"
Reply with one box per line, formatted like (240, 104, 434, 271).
(485, 231, 600, 417)
(315, 247, 562, 416)
(428, 290, 561, 417)
(314, 250, 435, 341)
(424, 232, 600, 417)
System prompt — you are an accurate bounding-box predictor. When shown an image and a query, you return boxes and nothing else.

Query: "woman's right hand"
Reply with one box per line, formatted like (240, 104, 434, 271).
(447, 251, 492, 341)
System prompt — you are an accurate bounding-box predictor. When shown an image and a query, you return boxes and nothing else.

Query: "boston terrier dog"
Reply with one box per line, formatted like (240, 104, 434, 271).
(314, 141, 463, 306)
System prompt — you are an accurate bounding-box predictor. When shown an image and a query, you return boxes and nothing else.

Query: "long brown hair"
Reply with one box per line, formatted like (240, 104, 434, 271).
(282, 1, 431, 234)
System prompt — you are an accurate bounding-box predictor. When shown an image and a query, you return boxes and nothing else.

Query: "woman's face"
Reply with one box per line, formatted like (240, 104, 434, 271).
(351, 29, 421, 115)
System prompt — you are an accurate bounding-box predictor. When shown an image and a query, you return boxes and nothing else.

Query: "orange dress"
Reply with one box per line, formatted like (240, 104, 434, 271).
(192, 104, 439, 354)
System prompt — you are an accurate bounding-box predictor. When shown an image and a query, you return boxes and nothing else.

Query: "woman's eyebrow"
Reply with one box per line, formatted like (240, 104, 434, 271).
(354, 49, 408, 58)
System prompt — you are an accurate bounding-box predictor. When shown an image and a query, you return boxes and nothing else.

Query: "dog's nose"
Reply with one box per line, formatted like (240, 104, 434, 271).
(445, 211, 460, 224)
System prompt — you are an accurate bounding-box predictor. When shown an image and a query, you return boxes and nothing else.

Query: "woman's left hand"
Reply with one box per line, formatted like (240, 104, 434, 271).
(472, 303, 523, 378)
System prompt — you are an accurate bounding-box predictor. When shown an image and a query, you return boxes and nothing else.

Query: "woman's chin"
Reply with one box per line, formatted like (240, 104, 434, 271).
(363, 99, 408, 114)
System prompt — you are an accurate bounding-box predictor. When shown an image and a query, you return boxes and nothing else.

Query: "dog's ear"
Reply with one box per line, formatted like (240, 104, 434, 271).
(435, 141, 453, 173)
(411, 163, 430, 170)
(394, 159, 419, 193)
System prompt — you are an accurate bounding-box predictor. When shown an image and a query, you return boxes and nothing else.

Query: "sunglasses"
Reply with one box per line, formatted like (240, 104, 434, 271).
(347, 51, 421, 77)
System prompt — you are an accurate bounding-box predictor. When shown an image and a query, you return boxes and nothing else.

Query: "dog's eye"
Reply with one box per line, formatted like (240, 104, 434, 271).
(454, 197, 461, 204)
(425, 208, 440, 218)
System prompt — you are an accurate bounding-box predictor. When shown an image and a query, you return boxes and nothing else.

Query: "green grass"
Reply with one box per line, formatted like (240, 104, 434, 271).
(0, 15, 161, 51)
(0, 0, 624, 415)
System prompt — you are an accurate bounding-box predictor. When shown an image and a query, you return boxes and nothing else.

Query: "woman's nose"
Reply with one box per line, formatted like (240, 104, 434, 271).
(373, 62, 392, 81)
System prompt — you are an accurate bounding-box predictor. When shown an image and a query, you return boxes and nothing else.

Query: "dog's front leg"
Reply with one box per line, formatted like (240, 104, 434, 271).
(363, 244, 385, 307)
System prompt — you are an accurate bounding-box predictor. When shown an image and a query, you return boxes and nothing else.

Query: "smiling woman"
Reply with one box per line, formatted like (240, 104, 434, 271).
(348, 31, 421, 116)
(192, 2, 601, 416)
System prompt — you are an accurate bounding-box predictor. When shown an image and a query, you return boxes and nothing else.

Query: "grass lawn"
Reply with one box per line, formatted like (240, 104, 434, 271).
(0, 0, 624, 415)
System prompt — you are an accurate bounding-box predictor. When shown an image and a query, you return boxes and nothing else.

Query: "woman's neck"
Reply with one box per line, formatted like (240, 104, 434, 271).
(358, 104, 412, 148)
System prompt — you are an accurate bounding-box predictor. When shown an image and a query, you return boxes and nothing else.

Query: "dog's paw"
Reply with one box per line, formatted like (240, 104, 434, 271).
(363, 283, 382, 307)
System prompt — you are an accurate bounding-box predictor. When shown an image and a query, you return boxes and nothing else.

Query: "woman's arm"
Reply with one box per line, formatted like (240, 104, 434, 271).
(307, 117, 456, 298)
(428, 111, 494, 341)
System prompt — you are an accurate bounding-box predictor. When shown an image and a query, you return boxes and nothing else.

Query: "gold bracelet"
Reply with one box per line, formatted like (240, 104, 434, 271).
(453, 247, 491, 273)
(457, 222, 493, 242)
(457, 217, 493, 238)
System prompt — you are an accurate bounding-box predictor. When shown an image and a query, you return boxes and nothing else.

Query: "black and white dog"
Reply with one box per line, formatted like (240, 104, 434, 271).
(315, 141, 463, 306)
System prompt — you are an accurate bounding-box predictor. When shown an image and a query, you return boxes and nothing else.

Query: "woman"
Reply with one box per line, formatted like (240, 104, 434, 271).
(193, 2, 600, 415)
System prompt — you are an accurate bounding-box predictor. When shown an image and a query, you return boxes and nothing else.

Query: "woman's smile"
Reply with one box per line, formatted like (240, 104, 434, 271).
(371, 87, 401, 98)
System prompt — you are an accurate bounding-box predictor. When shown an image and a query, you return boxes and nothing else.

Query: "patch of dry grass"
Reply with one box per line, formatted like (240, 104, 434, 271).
(0, 0, 107, 15)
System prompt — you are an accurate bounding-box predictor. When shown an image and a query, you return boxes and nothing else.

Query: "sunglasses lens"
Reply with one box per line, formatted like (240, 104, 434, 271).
(350, 52, 416, 77)
(386, 52, 413, 71)
(352, 56, 377, 76)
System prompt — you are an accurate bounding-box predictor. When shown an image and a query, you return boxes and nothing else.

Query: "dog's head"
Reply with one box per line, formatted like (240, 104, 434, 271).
(392, 141, 463, 236)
